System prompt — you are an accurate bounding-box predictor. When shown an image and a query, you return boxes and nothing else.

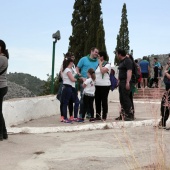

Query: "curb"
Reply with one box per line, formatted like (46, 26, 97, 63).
(8, 119, 160, 134)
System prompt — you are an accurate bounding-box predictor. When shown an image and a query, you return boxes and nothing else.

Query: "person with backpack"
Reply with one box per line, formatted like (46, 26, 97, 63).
(126, 54, 138, 116)
(95, 51, 111, 121)
(115, 49, 134, 121)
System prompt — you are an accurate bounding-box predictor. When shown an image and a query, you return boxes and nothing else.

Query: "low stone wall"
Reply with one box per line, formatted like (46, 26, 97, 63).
(3, 95, 60, 127)
(3, 91, 119, 127)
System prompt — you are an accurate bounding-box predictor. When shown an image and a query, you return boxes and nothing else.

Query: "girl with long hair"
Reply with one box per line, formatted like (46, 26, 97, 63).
(61, 57, 77, 123)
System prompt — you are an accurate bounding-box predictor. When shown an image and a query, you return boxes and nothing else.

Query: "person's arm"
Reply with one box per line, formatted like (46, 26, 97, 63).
(126, 70, 132, 90)
(67, 72, 77, 82)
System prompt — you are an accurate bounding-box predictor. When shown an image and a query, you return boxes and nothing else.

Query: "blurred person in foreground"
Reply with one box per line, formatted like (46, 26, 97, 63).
(0, 40, 9, 141)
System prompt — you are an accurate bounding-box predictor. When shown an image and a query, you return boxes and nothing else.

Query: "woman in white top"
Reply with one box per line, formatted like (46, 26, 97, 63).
(58, 52, 79, 122)
(95, 51, 111, 121)
(61, 57, 77, 123)
(77, 68, 96, 123)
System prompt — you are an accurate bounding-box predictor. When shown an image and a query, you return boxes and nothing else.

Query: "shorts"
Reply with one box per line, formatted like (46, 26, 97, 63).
(142, 73, 149, 78)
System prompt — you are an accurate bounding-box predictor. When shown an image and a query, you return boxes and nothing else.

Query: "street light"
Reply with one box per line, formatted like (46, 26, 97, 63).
(51, 30, 61, 94)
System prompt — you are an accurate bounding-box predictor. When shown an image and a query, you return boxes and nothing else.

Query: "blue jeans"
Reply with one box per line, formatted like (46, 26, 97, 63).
(61, 85, 75, 119)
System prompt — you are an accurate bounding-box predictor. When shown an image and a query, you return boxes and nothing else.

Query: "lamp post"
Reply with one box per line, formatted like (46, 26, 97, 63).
(51, 30, 61, 94)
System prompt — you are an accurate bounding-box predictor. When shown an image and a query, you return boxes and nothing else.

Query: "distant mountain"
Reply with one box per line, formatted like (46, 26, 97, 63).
(6, 72, 46, 95)
(5, 81, 35, 100)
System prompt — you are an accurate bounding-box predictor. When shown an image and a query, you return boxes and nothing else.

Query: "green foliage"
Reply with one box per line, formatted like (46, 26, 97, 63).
(96, 18, 107, 52)
(114, 3, 130, 65)
(41, 73, 60, 95)
(68, 0, 90, 65)
(69, 0, 106, 63)
(7, 72, 46, 95)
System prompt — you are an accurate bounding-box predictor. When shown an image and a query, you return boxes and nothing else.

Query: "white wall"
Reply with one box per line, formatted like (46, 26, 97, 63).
(3, 95, 60, 127)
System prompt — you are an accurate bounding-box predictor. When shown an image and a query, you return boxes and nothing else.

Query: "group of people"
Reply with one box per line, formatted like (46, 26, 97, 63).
(135, 56, 163, 89)
(58, 48, 141, 123)
(57, 47, 112, 123)
(1, 38, 170, 142)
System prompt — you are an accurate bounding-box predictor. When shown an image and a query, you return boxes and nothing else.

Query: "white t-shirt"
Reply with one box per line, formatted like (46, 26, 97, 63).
(95, 63, 111, 86)
(60, 64, 77, 78)
(62, 68, 75, 87)
(83, 78, 95, 95)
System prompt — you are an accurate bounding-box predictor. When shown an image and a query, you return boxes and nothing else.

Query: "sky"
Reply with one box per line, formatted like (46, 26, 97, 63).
(1, 0, 170, 80)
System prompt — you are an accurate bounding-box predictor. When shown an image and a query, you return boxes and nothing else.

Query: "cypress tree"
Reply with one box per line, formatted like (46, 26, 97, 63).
(114, 3, 130, 65)
(96, 18, 107, 53)
(84, 0, 102, 54)
(69, 0, 106, 62)
(68, 0, 90, 65)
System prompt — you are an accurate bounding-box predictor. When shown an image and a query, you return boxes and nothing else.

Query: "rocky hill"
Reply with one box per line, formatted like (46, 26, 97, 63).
(6, 72, 45, 95)
(4, 81, 36, 100)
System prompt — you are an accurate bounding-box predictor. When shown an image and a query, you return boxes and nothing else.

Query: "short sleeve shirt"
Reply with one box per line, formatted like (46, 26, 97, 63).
(95, 63, 111, 86)
(77, 56, 98, 78)
(62, 68, 75, 87)
(83, 78, 95, 95)
(118, 58, 133, 81)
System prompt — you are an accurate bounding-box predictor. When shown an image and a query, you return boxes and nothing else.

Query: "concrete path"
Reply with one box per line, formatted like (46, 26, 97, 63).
(1, 100, 170, 170)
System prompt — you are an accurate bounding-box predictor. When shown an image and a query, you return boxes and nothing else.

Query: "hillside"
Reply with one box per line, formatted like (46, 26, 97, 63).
(7, 72, 46, 95)
(5, 81, 35, 100)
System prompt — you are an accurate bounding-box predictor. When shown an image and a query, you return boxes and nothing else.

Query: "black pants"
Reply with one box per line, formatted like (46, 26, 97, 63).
(95, 86, 110, 119)
(119, 81, 133, 118)
(160, 106, 169, 127)
(82, 95, 94, 119)
(0, 87, 8, 135)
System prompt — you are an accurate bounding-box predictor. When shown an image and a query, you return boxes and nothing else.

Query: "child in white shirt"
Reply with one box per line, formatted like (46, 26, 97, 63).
(77, 68, 96, 123)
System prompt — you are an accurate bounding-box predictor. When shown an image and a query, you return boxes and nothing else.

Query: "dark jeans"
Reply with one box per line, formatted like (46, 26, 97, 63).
(160, 106, 169, 127)
(79, 83, 91, 118)
(82, 95, 94, 119)
(59, 83, 79, 118)
(61, 85, 76, 119)
(68, 95, 79, 118)
(95, 86, 110, 119)
(0, 87, 8, 135)
(119, 81, 133, 118)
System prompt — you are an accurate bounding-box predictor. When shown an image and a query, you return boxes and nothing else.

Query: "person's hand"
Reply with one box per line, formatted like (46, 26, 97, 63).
(126, 82, 130, 90)
(98, 59, 103, 66)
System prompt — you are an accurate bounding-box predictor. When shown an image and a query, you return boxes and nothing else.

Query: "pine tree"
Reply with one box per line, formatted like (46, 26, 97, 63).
(114, 3, 130, 65)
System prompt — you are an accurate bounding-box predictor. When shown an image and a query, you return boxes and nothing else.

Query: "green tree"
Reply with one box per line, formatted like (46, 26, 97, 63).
(96, 18, 107, 52)
(114, 34, 121, 65)
(41, 74, 60, 95)
(69, 0, 106, 62)
(84, 0, 102, 54)
(114, 3, 130, 65)
(68, 0, 90, 65)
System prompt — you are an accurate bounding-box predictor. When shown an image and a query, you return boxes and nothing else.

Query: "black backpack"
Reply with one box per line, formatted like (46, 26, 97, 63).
(131, 62, 140, 84)
(123, 58, 140, 84)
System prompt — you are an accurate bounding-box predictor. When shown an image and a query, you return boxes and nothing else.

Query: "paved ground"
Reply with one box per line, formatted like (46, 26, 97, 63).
(1, 100, 170, 170)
